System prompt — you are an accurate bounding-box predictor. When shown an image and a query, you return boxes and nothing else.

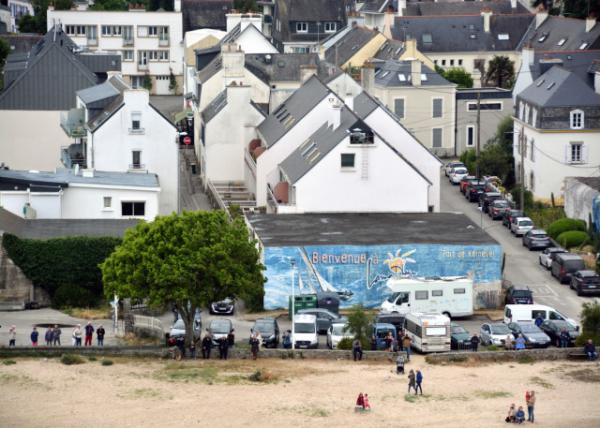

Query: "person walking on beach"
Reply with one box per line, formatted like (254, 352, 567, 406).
(527, 390, 536, 423)
(408, 369, 417, 394)
(45, 327, 53, 346)
(415, 369, 423, 395)
(8, 325, 16, 347)
(96, 325, 105, 347)
(30, 327, 39, 346)
(53, 325, 62, 346)
(84, 322, 94, 346)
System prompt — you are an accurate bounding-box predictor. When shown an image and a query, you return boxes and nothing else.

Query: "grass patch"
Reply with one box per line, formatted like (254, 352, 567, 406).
(567, 368, 600, 383)
(118, 332, 161, 346)
(0, 372, 47, 389)
(473, 390, 511, 399)
(304, 408, 330, 417)
(248, 369, 277, 383)
(529, 376, 554, 389)
(60, 354, 85, 365)
(156, 364, 219, 384)
(101, 359, 114, 366)
(2, 359, 17, 365)
(404, 394, 431, 403)
(517, 355, 535, 364)
(486, 345, 499, 351)
(62, 306, 111, 319)
(87, 356, 97, 362)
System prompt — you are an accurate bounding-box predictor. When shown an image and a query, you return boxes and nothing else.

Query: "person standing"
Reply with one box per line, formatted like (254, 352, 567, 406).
(96, 325, 105, 347)
(72, 325, 82, 347)
(282, 330, 292, 349)
(45, 327, 53, 346)
(30, 327, 39, 346)
(352, 338, 363, 361)
(415, 369, 423, 395)
(385, 331, 393, 352)
(370, 334, 377, 351)
(219, 336, 229, 360)
(227, 329, 235, 347)
(52, 325, 62, 346)
(397, 329, 404, 351)
(84, 322, 94, 346)
(8, 325, 16, 347)
(527, 390, 536, 423)
(403, 334, 412, 361)
(201, 331, 212, 359)
(534, 314, 543, 328)
(504, 334, 513, 350)
(559, 329, 570, 348)
(407, 369, 417, 394)
(250, 332, 260, 360)
(515, 334, 526, 350)
(470, 334, 480, 352)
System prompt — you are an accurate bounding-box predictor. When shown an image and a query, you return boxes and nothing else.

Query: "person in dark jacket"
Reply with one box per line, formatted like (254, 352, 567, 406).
(227, 329, 235, 347)
(415, 369, 423, 395)
(201, 331, 212, 359)
(559, 329, 570, 348)
(84, 322, 94, 346)
(218, 336, 229, 360)
(470, 334, 480, 352)
(175, 335, 186, 359)
(30, 327, 39, 346)
(250, 332, 260, 360)
(584, 339, 598, 361)
(45, 327, 53, 346)
(370, 335, 377, 351)
(534, 314, 543, 328)
(352, 338, 363, 361)
(52, 325, 61, 346)
(96, 325, 105, 347)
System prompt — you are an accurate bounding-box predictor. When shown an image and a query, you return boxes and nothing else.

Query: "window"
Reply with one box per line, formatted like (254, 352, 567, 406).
(569, 142, 583, 163)
(524, 104, 530, 125)
(132, 150, 142, 167)
(340, 153, 355, 168)
(65, 25, 86, 36)
(101, 25, 122, 36)
(466, 125, 474, 147)
(415, 290, 428, 300)
(570, 110, 584, 129)
(296, 22, 308, 33)
(579, 42, 589, 50)
(557, 38, 567, 46)
(467, 102, 502, 111)
(121, 201, 145, 217)
(394, 98, 405, 119)
(530, 170, 535, 191)
(531, 108, 537, 126)
(453, 288, 466, 294)
(449, 59, 454, 66)
(432, 98, 443, 118)
(131, 112, 141, 130)
(432, 290, 443, 297)
(441, 59, 446, 66)
(148, 26, 158, 36)
(530, 138, 535, 162)
(432, 128, 442, 148)
(122, 50, 134, 61)
(519, 101, 524, 120)
(324, 22, 337, 33)
(422, 33, 432, 44)
(103, 196, 112, 209)
(131, 76, 143, 88)
(433, 59, 438, 65)
(458, 59, 463, 66)
(498, 34, 509, 40)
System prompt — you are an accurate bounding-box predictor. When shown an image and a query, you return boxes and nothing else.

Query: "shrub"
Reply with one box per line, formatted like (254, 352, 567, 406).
(2, 360, 16, 365)
(526, 207, 565, 230)
(556, 231, 588, 249)
(576, 301, 600, 346)
(87, 356, 97, 362)
(547, 218, 586, 240)
(60, 354, 85, 365)
(510, 186, 534, 210)
(101, 359, 114, 366)
(248, 369, 275, 383)
(53, 284, 96, 308)
(336, 337, 353, 350)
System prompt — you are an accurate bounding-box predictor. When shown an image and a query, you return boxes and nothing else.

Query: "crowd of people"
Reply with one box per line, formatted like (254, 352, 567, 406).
(5, 323, 105, 347)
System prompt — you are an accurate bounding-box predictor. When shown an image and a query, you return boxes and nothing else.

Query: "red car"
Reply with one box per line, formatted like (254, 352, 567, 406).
(459, 176, 477, 194)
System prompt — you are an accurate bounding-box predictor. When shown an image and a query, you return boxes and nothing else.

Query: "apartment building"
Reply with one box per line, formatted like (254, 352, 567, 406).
(47, 2, 183, 95)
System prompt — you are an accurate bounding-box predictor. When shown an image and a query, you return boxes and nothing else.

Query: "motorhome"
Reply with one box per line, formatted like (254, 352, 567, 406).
(404, 312, 451, 353)
(380, 277, 473, 318)
(504, 304, 578, 330)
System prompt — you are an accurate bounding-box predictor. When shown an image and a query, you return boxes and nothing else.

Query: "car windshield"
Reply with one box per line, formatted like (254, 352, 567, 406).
(210, 321, 230, 334)
(512, 289, 531, 297)
(454, 168, 467, 174)
(451, 326, 467, 334)
(376, 328, 394, 339)
(255, 321, 274, 334)
(490, 324, 510, 334)
(295, 322, 315, 334)
(493, 201, 509, 208)
(387, 292, 400, 303)
(332, 324, 350, 335)
(519, 220, 533, 226)
(532, 232, 547, 238)
(519, 324, 539, 333)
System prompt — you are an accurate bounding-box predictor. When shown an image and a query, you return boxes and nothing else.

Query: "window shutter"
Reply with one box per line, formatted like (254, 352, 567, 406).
(432, 128, 442, 148)
(433, 99, 442, 118)
(394, 99, 405, 118)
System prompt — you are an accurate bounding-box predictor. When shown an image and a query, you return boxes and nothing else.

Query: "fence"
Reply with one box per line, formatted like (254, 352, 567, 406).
(130, 314, 165, 339)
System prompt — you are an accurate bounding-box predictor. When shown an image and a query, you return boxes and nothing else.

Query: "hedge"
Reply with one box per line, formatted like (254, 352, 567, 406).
(2, 234, 121, 307)
(556, 231, 588, 249)
(547, 218, 586, 240)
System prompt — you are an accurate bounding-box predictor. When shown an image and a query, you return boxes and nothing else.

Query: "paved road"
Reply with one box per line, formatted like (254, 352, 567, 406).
(440, 174, 596, 322)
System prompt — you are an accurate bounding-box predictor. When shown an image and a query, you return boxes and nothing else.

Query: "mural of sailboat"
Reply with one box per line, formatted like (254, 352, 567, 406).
(298, 248, 354, 301)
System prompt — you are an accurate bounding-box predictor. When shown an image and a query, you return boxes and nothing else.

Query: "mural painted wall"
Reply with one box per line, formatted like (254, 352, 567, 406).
(263, 243, 503, 310)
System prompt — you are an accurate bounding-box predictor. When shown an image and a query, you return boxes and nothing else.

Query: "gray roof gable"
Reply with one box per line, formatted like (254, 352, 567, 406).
(528, 50, 600, 89)
(182, 0, 234, 32)
(361, 0, 391, 13)
(201, 89, 228, 123)
(373, 60, 452, 87)
(77, 80, 120, 105)
(325, 26, 379, 66)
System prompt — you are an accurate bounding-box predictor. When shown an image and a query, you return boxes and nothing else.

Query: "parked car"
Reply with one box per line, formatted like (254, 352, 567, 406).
(522, 229, 551, 250)
(510, 217, 534, 236)
(505, 285, 533, 304)
(297, 308, 344, 334)
(450, 322, 471, 350)
(372, 323, 397, 350)
(507, 322, 551, 348)
(466, 183, 486, 202)
(539, 319, 580, 347)
(479, 192, 503, 214)
(209, 319, 232, 345)
(538, 247, 568, 269)
(210, 298, 234, 315)
(293, 314, 318, 349)
(167, 311, 202, 346)
(459, 176, 477, 194)
(479, 322, 512, 346)
(327, 321, 353, 349)
(502, 209, 524, 228)
(488, 199, 511, 220)
(570, 270, 600, 296)
(449, 166, 469, 184)
(551, 253, 586, 284)
(445, 161, 465, 176)
(252, 317, 280, 348)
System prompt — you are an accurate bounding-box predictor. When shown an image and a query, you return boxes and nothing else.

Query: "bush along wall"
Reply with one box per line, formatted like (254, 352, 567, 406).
(2, 234, 121, 307)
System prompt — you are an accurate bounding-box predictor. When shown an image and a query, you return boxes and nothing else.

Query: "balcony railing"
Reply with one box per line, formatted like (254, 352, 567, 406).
(123, 38, 134, 46)
(138, 63, 148, 71)
(244, 149, 256, 177)
(158, 37, 169, 47)
(60, 108, 87, 138)
(61, 145, 86, 169)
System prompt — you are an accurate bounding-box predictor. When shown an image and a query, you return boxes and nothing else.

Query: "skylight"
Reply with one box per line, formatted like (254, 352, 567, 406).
(300, 140, 316, 157)
(381, 71, 390, 78)
(469, 34, 477, 39)
(374, 69, 382, 76)
(395, 47, 402, 55)
(421, 73, 428, 81)
(547, 82, 556, 90)
(398, 73, 406, 81)
(536, 79, 545, 87)
(538, 34, 548, 43)
(498, 34, 509, 41)
(422, 34, 432, 44)
(579, 42, 589, 50)
(557, 38, 567, 46)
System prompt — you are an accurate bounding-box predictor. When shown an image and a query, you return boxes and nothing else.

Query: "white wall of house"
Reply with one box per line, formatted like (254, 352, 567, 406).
(87, 90, 179, 214)
(0, 191, 62, 219)
(514, 121, 600, 202)
(293, 134, 430, 212)
(327, 73, 364, 100)
(362, 105, 442, 211)
(256, 95, 342, 207)
(46, 9, 184, 94)
(513, 48, 534, 101)
(430, 51, 522, 82)
(0, 110, 68, 171)
(564, 178, 600, 226)
(234, 25, 278, 54)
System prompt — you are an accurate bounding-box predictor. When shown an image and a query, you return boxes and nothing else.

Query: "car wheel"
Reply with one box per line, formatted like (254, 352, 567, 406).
(576, 287, 582, 297)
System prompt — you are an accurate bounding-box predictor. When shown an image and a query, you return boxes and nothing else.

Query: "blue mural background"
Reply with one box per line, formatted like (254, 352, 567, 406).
(263, 244, 503, 310)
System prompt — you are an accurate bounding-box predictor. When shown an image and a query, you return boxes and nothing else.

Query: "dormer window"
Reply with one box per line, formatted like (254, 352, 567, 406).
(296, 22, 308, 33)
(579, 42, 589, 50)
(498, 34, 509, 41)
(324, 22, 337, 33)
(570, 110, 584, 129)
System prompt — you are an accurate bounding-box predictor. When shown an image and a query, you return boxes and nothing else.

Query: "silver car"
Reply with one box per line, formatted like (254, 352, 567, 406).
(479, 322, 512, 346)
(511, 217, 534, 236)
(538, 247, 567, 269)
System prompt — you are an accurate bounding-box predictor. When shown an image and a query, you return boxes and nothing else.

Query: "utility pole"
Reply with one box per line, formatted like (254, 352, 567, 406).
(476, 90, 481, 179)
(520, 127, 525, 211)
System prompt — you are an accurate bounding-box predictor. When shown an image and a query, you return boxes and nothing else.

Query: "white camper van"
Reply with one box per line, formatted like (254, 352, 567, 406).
(404, 312, 451, 353)
(504, 304, 578, 330)
(380, 277, 473, 318)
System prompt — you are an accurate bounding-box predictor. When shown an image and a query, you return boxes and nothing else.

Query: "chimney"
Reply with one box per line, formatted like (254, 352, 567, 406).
(510, 0, 517, 9)
(328, 97, 343, 129)
(222, 43, 245, 78)
(535, 9, 548, 29)
(397, 0, 406, 16)
(174, 0, 181, 13)
(595, 70, 600, 95)
(300, 64, 317, 83)
(586, 16, 597, 33)
(361, 60, 375, 91)
(481, 8, 492, 33)
(411, 59, 421, 86)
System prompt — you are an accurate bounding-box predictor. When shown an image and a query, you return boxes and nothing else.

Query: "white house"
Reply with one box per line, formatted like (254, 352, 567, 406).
(514, 65, 600, 203)
(47, 2, 184, 95)
(7, 0, 34, 32)
(61, 76, 179, 215)
(0, 168, 160, 221)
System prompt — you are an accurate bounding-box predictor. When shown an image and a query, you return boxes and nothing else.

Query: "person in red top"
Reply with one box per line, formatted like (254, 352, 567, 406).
(355, 393, 364, 411)
(84, 322, 94, 346)
(363, 394, 371, 410)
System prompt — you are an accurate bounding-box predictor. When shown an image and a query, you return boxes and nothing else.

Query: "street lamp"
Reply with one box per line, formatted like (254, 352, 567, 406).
(290, 258, 296, 350)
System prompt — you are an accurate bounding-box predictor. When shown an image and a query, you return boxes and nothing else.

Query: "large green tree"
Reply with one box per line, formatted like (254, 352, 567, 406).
(100, 211, 265, 346)
(435, 66, 473, 88)
(485, 56, 515, 89)
(344, 305, 374, 349)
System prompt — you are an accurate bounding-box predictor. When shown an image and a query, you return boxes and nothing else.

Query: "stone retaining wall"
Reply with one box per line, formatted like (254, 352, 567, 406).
(425, 348, 582, 364)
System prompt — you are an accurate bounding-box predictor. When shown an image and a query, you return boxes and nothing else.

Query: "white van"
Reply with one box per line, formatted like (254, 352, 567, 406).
(404, 312, 451, 353)
(293, 314, 318, 349)
(380, 277, 473, 318)
(504, 304, 578, 330)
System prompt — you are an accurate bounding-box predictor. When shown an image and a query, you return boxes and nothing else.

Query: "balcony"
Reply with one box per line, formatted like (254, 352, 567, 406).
(87, 38, 98, 46)
(122, 38, 134, 46)
(60, 108, 87, 138)
(158, 36, 169, 47)
(138, 63, 148, 71)
(61, 144, 86, 169)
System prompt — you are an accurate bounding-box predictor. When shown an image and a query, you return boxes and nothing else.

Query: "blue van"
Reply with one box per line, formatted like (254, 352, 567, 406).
(372, 323, 397, 350)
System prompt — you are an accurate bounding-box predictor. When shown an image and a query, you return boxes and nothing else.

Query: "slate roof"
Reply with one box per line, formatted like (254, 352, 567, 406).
(392, 14, 533, 52)
(518, 16, 600, 51)
(273, 0, 347, 43)
(373, 59, 452, 87)
(352, 90, 379, 118)
(456, 87, 512, 100)
(0, 168, 160, 189)
(77, 80, 120, 105)
(374, 38, 404, 60)
(201, 89, 227, 123)
(0, 34, 44, 55)
(182, 0, 234, 33)
(257, 75, 332, 147)
(518, 66, 600, 108)
(527, 50, 600, 89)
(403, 0, 529, 16)
(325, 26, 379, 66)
(361, 0, 391, 13)
(245, 53, 342, 83)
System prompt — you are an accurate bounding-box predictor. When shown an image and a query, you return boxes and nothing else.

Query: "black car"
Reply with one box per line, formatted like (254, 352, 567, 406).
(505, 285, 533, 304)
(467, 184, 486, 202)
(502, 210, 524, 228)
(479, 192, 503, 213)
(450, 322, 471, 350)
(551, 253, 586, 284)
(252, 317, 280, 348)
(522, 229, 551, 250)
(507, 322, 551, 348)
(570, 270, 600, 296)
(210, 298, 234, 315)
(539, 320, 580, 347)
